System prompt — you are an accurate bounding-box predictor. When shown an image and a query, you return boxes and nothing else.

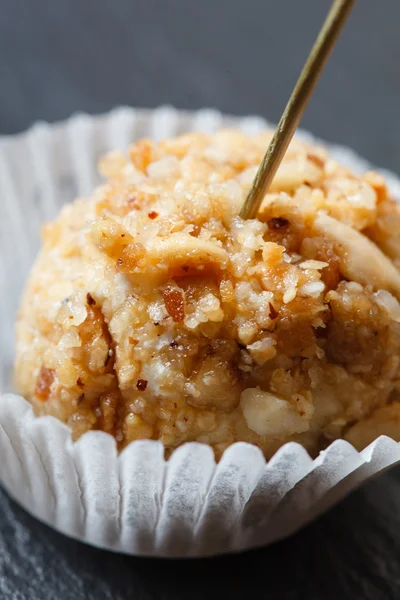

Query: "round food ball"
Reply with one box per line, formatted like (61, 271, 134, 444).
(14, 130, 400, 459)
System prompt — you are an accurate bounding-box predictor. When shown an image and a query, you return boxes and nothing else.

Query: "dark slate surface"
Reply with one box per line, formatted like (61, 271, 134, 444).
(1, 0, 400, 598)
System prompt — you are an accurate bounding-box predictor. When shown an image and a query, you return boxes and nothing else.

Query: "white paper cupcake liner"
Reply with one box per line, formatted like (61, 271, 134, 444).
(1, 106, 400, 557)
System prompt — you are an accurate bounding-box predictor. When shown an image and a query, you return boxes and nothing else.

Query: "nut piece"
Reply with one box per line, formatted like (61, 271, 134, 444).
(240, 388, 311, 437)
(269, 155, 323, 193)
(312, 214, 400, 298)
(146, 233, 228, 269)
(91, 217, 147, 273)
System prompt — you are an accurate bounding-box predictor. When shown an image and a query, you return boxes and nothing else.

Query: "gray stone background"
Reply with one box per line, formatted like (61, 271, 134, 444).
(1, 0, 400, 174)
(1, 0, 400, 598)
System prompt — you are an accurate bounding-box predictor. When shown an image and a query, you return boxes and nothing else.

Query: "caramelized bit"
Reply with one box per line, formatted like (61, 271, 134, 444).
(136, 379, 148, 391)
(301, 236, 341, 292)
(116, 243, 147, 273)
(269, 302, 279, 320)
(105, 349, 113, 367)
(78, 303, 115, 374)
(98, 391, 120, 435)
(268, 217, 289, 230)
(76, 377, 84, 388)
(35, 366, 56, 401)
(163, 286, 185, 323)
(307, 153, 325, 169)
(148, 211, 159, 220)
(86, 293, 96, 306)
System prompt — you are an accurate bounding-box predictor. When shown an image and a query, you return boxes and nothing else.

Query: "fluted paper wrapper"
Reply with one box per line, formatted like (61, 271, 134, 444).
(1, 106, 400, 557)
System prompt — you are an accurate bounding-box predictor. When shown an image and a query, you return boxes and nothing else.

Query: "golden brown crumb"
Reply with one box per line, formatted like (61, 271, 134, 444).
(163, 286, 185, 323)
(34, 366, 56, 401)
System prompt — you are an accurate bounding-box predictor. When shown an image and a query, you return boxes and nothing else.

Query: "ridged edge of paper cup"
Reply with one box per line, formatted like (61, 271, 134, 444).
(1, 106, 400, 557)
(1, 393, 400, 557)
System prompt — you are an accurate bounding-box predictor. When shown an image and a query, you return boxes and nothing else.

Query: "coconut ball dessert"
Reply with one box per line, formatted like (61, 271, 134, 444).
(14, 130, 400, 459)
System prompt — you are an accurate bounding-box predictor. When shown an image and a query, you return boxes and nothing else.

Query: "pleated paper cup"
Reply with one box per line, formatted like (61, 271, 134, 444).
(1, 106, 400, 558)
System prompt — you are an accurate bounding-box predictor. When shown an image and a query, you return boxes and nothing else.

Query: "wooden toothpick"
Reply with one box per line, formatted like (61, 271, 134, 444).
(240, 0, 356, 220)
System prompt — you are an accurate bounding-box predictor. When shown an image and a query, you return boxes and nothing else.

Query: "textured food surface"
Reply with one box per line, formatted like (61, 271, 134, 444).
(14, 130, 400, 459)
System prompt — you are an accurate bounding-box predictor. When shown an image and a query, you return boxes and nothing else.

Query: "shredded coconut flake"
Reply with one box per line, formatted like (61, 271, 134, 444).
(283, 286, 297, 304)
(299, 260, 329, 270)
(299, 281, 325, 298)
(374, 290, 400, 322)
